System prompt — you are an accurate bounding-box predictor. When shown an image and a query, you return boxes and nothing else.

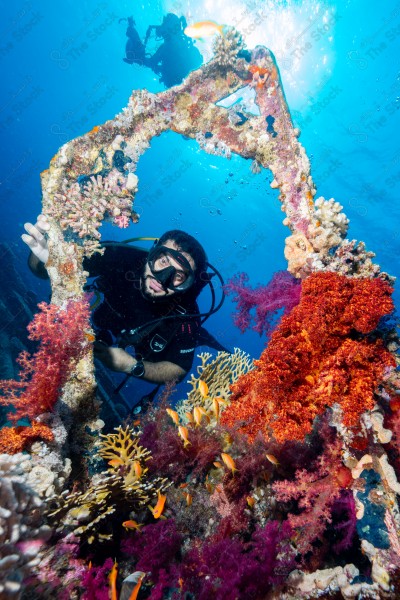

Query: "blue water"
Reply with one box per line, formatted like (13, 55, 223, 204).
(1, 0, 400, 404)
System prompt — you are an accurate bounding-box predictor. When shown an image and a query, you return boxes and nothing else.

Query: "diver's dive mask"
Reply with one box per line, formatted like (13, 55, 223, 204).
(147, 245, 195, 292)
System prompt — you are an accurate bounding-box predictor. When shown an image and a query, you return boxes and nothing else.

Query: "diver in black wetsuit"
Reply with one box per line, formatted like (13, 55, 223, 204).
(121, 13, 203, 87)
(23, 218, 227, 390)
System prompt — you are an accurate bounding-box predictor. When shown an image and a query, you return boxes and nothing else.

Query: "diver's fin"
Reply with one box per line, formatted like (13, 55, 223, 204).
(196, 327, 230, 353)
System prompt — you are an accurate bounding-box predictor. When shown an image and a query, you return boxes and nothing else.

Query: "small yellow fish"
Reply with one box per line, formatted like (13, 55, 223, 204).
(193, 406, 203, 427)
(109, 560, 118, 600)
(184, 492, 193, 507)
(108, 458, 125, 467)
(166, 408, 180, 426)
(213, 461, 223, 469)
(204, 475, 213, 494)
(149, 491, 167, 519)
(224, 433, 233, 445)
(178, 425, 191, 448)
(128, 573, 145, 600)
(221, 452, 238, 475)
(179, 482, 189, 489)
(247, 496, 256, 508)
(122, 520, 142, 532)
(185, 411, 195, 426)
(265, 454, 280, 466)
(133, 460, 142, 478)
(212, 398, 220, 422)
(184, 21, 224, 40)
(198, 379, 209, 398)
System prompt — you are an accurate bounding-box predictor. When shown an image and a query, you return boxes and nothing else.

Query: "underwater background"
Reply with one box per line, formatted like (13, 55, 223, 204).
(1, 0, 400, 390)
(1, 1, 400, 598)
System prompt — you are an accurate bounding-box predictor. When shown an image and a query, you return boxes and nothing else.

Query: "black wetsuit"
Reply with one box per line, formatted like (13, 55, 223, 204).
(84, 244, 200, 372)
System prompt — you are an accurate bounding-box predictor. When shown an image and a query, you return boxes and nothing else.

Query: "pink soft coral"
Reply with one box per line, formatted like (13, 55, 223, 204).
(272, 423, 352, 555)
(0, 299, 90, 423)
(224, 271, 301, 336)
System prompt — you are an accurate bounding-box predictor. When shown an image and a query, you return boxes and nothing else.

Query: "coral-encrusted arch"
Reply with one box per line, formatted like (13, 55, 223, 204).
(40, 38, 319, 308)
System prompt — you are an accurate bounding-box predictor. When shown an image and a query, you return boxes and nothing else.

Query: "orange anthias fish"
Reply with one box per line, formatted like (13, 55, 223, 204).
(166, 408, 180, 426)
(133, 460, 142, 478)
(122, 520, 142, 532)
(212, 398, 220, 422)
(193, 406, 203, 427)
(185, 411, 195, 426)
(184, 21, 224, 40)
(108, 458, 125, 468)
(109, 560, 118, 600)
(198, 379, 209, 398)
(221, 452, 238, 475)
(149, 491, 167, 519)
(265, 454, 280, 466)
(128, 573, 146, 600)
(183, 492, 193, 507)
(178, 425, 191, 448)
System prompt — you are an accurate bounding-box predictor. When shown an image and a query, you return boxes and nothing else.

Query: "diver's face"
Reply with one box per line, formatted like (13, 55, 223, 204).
(141, 240, 195, 299)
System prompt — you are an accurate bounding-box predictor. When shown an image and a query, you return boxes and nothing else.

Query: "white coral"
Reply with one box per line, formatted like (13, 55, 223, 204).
(213, 27, 244, 68)
(0, 454, 51, 599)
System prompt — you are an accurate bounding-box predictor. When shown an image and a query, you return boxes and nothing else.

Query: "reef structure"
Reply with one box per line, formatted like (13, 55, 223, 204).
(0, 25, 399, 600)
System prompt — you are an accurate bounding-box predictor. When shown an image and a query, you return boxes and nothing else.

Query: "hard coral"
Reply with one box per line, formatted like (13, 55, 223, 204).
(221, 272, 395, 443)
(0, 299, 90, 424)
(47, 426, 170, 545)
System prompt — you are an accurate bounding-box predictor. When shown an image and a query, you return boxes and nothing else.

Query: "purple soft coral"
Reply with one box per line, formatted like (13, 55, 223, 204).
(224, 271, 301, 336)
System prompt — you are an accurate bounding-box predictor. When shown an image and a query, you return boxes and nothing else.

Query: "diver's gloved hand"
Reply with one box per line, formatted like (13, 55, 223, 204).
(22, 214, 50, 264)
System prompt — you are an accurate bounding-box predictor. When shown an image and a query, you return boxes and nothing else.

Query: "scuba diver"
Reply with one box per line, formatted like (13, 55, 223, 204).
(120, 13, 203, 87)
(23, 216, 227, 410)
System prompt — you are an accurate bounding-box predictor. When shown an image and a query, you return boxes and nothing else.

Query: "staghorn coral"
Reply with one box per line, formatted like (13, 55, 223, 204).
(221, 272, 395, 443)
(212, 26, 245, 68)
(0, 299, 90, 424)
(0, 453, 52, 599)
(176, 348, 254, 422)
(47, 426, 170, 545)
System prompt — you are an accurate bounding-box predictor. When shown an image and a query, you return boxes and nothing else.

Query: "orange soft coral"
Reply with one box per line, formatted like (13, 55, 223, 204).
(0, 422, 54, 454)
(221, 272, 395, 443)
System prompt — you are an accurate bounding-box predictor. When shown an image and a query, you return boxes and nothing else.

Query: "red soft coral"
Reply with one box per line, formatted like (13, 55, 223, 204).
(0, 299, 90, 423)
(221, 272, 395, 442)
(0, 422, 54, 454)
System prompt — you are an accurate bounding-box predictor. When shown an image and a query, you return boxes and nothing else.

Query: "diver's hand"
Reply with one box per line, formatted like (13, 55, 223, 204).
(22, 214, 50, 264)
(93, 342, 136, 374)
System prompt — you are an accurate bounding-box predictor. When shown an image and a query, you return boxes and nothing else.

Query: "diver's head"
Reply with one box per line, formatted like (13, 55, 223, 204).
(156, 13, 185, 40)
(141, 230, 207, 301)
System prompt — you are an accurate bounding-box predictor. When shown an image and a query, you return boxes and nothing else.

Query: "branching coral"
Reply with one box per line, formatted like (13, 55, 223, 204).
(48, 168, 138, 256)
(221, 272, 395, 442)
(212, 26, 245, 68)
(176, 348, 253, 423)
(225, 270, 301, 336)
(47, 426, 170, 545)
(0, 299, 90, 425)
